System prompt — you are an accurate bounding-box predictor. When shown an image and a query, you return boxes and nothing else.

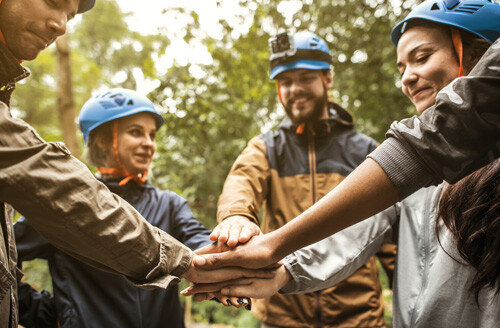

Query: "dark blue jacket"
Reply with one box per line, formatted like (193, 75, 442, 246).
(15, 178, 211, 328)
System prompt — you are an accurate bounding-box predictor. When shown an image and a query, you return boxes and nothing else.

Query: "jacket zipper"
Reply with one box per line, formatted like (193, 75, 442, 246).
(308, 130, 317, 205)
(308, 129, 322, 328)
(408, 190, 434, 327)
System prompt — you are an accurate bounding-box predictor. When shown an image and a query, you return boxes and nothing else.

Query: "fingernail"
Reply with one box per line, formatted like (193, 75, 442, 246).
(226, 299, 233, 306)
(237, 298, 244, 305)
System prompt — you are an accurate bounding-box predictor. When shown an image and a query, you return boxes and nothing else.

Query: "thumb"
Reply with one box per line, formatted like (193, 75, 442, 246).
(196, 252, 230, 269)
(192, 254, 207, 266)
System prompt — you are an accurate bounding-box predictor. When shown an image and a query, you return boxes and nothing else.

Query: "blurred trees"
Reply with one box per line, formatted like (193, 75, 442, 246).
(15, 0, 419, 326)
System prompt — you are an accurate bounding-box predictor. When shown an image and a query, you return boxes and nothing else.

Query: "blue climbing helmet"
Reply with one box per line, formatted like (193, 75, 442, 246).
(78, 0, 95, 13)
(269, 31, 333, 79)
(79, 88, 164, 144)
(391, 0, 500, 46)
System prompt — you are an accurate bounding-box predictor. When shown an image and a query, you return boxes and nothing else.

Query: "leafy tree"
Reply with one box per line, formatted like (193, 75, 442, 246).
(16, 1, 420, 326)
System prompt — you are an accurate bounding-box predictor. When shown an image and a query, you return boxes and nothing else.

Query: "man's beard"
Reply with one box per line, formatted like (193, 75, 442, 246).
(284, 91, 328, 126)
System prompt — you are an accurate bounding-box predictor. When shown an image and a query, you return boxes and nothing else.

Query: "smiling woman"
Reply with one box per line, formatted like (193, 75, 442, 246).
(15, 88, 213, 327)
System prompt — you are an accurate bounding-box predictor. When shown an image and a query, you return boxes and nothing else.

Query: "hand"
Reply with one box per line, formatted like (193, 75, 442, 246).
(197, 294, 252, 310)
(210, 215, 261, 247)
(194, 233, 281, 270)
(181, 265, 291, 299)
(180, 253, 276, 283)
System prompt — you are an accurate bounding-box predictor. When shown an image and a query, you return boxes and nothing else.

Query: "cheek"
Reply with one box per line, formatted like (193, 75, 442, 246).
(401, 85, 411, 100)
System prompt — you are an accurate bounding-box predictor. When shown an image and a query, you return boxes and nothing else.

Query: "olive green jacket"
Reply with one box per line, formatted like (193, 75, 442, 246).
(0, 42, 192, 328)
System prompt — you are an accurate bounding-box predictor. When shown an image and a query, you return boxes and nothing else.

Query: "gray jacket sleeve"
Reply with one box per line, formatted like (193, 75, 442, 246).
(0, 103, 193, 288)
(280, 205, 398, 294)
(369, 39, 500, 199)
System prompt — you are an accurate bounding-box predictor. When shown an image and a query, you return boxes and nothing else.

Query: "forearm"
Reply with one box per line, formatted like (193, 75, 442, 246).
(281, 205, 397, 294)
(0, 106, 193, 287)
(217, 137, 270, 224)
(269, 158, 398, 261)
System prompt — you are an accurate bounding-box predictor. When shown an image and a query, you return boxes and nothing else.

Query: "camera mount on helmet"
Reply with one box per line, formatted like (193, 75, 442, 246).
(269, 33, 298, 62)
(269, 31, 332, 79)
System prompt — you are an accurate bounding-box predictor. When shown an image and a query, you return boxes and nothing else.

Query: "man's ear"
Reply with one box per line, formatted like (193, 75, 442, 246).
(324, 70, 333, 89)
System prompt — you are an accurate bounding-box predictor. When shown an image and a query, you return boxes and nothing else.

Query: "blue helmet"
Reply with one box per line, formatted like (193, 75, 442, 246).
(269, 31, 332, 79)
(392, 0, 500, 46)
(78, 88, 164, 144)
(78, 0, 95, 13)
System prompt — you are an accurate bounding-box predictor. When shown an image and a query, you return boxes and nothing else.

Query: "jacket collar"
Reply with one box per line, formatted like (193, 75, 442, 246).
(98, 176, 153, 192)
(0, 42, 30, 88)
(279, 101, 355, 135)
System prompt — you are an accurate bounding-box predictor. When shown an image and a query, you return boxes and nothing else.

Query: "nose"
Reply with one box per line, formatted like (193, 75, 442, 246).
(289, 79, 304, 95)
(47, 13, 67, 37)
(401, 66, 418, 89)
(142, 135, 156, 148)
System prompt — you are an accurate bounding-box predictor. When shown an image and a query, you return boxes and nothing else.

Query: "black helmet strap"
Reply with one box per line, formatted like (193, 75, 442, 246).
(270, 49, 333, 71)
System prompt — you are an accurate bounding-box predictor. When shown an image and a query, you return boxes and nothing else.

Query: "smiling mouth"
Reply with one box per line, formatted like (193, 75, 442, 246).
(411, 88, 432, 99)
(31, 32, 50, 49)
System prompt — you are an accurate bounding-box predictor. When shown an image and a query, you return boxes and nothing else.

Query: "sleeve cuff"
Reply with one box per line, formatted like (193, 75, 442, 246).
(368, 137, 433, 199)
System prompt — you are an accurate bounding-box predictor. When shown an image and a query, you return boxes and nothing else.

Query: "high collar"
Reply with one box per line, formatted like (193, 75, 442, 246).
(98, 176, 152, 192)
(0, 42, 30, 106)
(279, 101, 355, 135)
(0, 42, 29, 88)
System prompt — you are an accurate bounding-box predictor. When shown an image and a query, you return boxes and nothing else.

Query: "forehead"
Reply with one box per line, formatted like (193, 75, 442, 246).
(276, 68, 318, 80)
(397, 25, 451, 58)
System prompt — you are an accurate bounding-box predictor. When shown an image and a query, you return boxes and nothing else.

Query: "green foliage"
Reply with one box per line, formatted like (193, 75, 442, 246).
(15, 0, 422, 326)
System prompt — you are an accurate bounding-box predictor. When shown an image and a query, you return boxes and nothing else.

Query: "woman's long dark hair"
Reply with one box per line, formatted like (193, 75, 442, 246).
(416, 20, 500, 301)
(438, 159, 500, 301)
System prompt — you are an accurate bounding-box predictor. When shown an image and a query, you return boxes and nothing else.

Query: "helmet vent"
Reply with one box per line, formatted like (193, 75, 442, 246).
(310, 36, 321, 48)
(98, 100, 117, 109)
(110, 94, 126, 106)
(431, 3, 440, 10)
(454, 4, 483, 14)
(127, 100, 134, 105)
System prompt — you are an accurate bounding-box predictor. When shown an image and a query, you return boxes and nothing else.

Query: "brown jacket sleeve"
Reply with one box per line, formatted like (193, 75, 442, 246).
(375, 243, 397, 289)
(0, 103, 192, 288)
(217, 137, 270, 225)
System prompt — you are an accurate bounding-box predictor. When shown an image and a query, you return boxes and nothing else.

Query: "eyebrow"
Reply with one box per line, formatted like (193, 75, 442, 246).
(397, 42, 433, 67)
(125, 124, 156, 131)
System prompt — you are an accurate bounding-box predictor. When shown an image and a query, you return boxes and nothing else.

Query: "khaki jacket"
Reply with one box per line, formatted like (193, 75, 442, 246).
(0, 42, 192, 328)
(218, 104, 396, 327)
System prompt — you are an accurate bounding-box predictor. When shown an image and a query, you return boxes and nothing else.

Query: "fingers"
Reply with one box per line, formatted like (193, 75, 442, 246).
(209, 225, 221, 242)
(226, 224, 243, 247)
(196, 252, 232, 269)
(193, 293, 252, 310)
(184, 265, 276, 284)
(210, 216, 261, 247)
(238, 223, 261, 244)
(181, 280, 236, 296)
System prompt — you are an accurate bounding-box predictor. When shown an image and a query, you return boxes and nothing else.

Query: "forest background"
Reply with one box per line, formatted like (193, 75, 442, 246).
(16, 0, 420, 326)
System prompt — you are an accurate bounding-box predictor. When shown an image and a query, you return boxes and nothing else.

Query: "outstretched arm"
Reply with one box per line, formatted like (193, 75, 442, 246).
(195, 158, 398, 269)
(195, 40, 500, 270)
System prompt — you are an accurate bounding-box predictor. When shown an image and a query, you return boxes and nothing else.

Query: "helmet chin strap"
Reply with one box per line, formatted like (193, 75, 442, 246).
(97, 121, 148, 186)
(277, 70, 329, 135)
(451, 28, 465, 77)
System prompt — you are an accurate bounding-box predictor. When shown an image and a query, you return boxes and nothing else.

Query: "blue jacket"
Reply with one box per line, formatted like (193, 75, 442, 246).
(15, 178, 211, 328)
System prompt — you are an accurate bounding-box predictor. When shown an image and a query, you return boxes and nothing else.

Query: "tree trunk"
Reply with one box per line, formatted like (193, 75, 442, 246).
(56, 34, 81, 158)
